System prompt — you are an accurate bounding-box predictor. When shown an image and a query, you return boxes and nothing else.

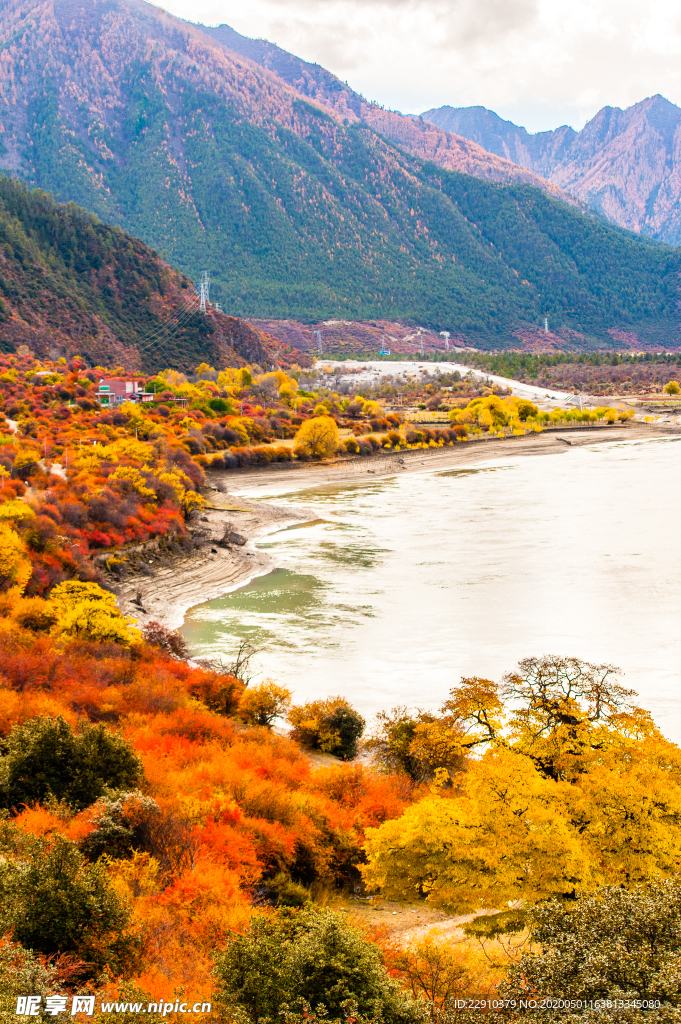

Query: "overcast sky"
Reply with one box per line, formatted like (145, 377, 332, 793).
(151, 0, 681, 132)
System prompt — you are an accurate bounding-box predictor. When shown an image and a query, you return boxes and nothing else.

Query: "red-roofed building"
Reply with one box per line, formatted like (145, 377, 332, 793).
(96, 378, 154, 406)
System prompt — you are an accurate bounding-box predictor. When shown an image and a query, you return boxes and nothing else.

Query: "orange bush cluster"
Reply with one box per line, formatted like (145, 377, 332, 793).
(0, 609, 415, 1000)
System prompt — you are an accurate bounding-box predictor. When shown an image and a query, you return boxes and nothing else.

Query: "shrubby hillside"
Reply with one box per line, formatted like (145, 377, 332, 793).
(1, 348, 681, 1017)
(1, 0, 680, 348)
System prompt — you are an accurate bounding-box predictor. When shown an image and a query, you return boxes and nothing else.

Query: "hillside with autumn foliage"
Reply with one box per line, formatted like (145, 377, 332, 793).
(2, 348, 681, 1018)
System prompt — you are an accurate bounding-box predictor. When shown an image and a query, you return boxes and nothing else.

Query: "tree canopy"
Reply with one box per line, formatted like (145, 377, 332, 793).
(363, 657, 681, 912)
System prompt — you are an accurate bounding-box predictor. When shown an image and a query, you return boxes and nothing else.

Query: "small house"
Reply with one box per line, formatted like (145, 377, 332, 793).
(96, 379, 155, 406)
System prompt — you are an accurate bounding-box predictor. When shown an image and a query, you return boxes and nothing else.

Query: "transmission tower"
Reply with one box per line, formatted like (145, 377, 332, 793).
(440, 330, 450, 352)
(199, 271, 210, 313)
(544, 317, 549, 334)
(314, 330, 322, 355)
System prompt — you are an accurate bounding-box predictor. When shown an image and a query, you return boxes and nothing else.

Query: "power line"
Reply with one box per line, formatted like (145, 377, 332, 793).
(125, 297, 198, 354)
(135, 299, 202, 357)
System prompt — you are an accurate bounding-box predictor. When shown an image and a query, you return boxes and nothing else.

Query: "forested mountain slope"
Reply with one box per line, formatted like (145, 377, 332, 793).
(424, 96, 681, 246)
(1, 0, 680, 348)
(0, 175, 293, 371)
(196, 22, 570, 198)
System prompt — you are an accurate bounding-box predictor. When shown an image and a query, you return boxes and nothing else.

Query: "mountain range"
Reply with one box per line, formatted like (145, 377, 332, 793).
(423, 96, 681, 245)
(0, 0, 680, 352)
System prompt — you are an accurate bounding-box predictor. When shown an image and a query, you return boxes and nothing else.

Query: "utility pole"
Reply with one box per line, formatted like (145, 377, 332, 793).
(199, 271, 210, 313)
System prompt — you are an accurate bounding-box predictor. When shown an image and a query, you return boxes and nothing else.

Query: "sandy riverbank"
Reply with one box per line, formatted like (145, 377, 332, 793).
(113, 422, 673, 631)
(113, 493, 317, 631)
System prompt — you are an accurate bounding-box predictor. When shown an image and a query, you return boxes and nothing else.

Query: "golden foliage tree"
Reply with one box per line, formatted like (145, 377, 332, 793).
(362, 657, 681, 913)
(293, 416, 339, 459)
(50, 581, 141, 647)
(0, 523, 31, 594)
(238, 679, 292, 727)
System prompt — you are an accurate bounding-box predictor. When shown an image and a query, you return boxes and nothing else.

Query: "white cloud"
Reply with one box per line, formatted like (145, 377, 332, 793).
(152, 0, 681, 131)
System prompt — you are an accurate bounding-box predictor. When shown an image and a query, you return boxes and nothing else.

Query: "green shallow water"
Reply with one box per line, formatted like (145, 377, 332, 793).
(182, 436, 681, 740)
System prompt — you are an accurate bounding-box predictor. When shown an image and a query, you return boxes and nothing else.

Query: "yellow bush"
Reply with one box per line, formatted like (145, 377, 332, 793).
(49, 581, 140, 647)
(13, 447, 39, 470)
(110, 466, 156, 499)
(363, 400, 384, 418)
(0, 522, 31, 593)
(238, 680, 293, 727)
(0, 500, 35, 523)
(293, 417, 339, 459)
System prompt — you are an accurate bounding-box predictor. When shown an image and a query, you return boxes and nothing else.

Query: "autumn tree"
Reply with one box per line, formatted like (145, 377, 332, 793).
(293, 416, 339, 459)
(383, 932, 499, 1011)
(50, 581, 141, 647)
(0, 522, 31, 594)
(362, 745, 590, 912)
(288, 697, 365, 759)
(663, 381, 681, 395)
(369, 707, 466, 783)
(362, 658, 681, 913)
(500, 655, 636, 780)
(239, 680, 293, 727)
(141, 620, 189, 659)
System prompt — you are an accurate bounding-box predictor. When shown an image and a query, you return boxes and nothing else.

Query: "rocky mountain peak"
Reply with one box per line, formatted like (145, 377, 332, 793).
(423, 95, 681, 244)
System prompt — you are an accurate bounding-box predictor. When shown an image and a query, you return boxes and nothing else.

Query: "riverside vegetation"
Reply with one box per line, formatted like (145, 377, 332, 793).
(0, 349, 681, 1021)
(0, 348, 637, 589)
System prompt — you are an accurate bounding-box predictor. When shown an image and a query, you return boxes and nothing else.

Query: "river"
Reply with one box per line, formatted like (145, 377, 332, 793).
(182, 435, 681, 741)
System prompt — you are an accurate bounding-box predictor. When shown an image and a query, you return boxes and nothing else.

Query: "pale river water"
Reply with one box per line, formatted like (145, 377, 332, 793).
(183, 436, 681, 741)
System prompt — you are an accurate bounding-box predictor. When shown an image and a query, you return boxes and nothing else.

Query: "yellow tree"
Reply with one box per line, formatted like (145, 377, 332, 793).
(384, 930, 500, 1009)
(362, 658, 681, 912)
(238, 679, 292, 728)
(0, 522, 32, 594)
(293, 416, 339, 459)
(49, 581, 140, 647)
(362, 746, 590, 912)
